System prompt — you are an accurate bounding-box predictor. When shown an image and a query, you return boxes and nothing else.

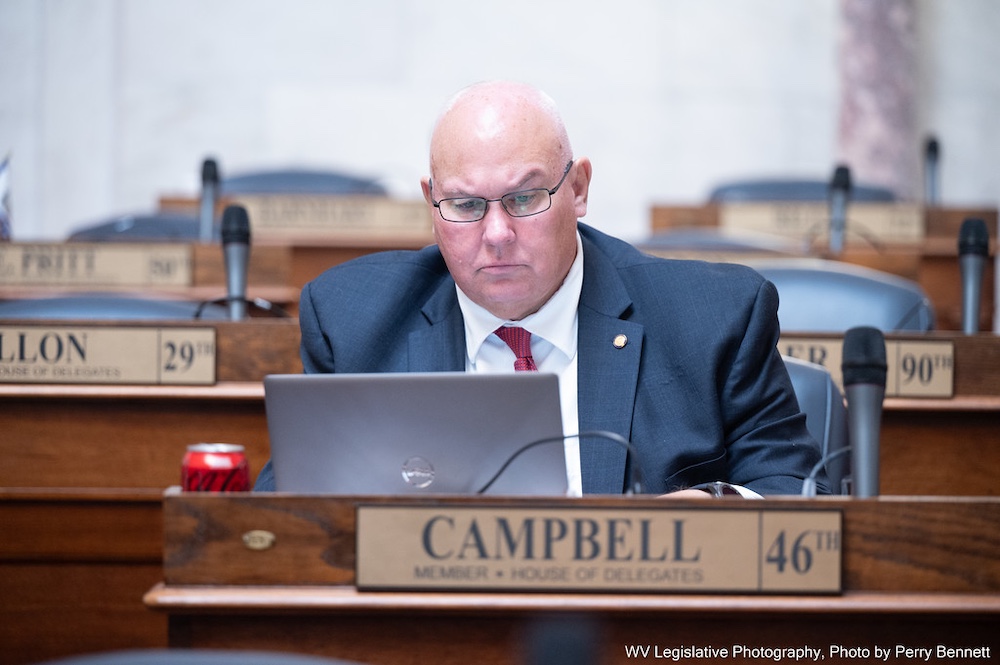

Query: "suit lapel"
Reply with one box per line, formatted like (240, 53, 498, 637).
(577, 234, 643, 494)
(409, 278, 466, 372)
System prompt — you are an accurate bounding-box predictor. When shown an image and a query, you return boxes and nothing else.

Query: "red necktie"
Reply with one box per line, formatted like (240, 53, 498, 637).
(494, 326, 538, 372)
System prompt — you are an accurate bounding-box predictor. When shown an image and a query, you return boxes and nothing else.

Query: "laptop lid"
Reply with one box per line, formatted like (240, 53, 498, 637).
(264, 372, 567, 496)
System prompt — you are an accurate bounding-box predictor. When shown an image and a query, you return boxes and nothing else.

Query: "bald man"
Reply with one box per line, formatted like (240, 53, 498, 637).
(255, 81, 829, 497)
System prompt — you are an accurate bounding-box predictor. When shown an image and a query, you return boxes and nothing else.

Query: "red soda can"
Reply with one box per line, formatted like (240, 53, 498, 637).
(181, 443, 250, 492)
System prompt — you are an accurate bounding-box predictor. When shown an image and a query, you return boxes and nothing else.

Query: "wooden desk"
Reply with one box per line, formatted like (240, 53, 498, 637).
(0, 319, 300, 663)
(648, 204, 998, 332)
(264, 235, 433, 294)
(0, 243, 302, 316)
(784, 332, 1000, 496)
(883, 396, 1000, 496)
(0, 382, 270, 488)
(0, 318, 301, 488)
(158, 195, 435, 295)
(2, 330, 996, 663)
(2, 334, 997, 494)
(0, 489, 165, 665)
(146, 494, 1000, 665)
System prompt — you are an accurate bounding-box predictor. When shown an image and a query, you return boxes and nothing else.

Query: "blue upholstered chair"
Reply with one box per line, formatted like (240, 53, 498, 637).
(708, 178, 896, 203)
(66, 168, 386, 242)
(220, 168, 386, 196)
(67, 212, 201, 242)
(640, 226, 803, 255)
(750, 258, 934, 333)
(0, 293, 226, 320)
(783, 355, 849, 494)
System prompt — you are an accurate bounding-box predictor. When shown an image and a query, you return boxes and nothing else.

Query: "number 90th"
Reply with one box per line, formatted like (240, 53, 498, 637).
(899, 352, 951, 385)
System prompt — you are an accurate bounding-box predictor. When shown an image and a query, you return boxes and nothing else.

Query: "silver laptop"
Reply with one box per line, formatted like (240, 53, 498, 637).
(264, 372, 567, 496)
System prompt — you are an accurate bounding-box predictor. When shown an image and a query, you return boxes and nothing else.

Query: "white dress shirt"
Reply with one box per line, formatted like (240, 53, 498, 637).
(456, 232, 584, 496)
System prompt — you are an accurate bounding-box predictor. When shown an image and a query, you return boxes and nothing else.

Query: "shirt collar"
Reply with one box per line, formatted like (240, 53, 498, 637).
(457, 231, 583, 363)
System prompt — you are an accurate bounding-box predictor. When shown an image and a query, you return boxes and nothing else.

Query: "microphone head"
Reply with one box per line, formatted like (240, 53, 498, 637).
(201, 158, 220, 185)
(841, 326, 887, 387)
(958, 217, 989, 257)
(524, 615, 600, 665)
(830, 164, 852, 194)
(925, 136, 940, 160)
(221, 205, 251, 244)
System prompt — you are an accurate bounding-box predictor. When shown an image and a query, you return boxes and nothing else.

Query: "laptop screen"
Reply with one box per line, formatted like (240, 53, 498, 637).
(264, 372, 568, 496)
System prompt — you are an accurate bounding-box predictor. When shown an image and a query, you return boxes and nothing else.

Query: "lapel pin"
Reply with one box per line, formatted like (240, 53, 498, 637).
(613, 334, 628, 349)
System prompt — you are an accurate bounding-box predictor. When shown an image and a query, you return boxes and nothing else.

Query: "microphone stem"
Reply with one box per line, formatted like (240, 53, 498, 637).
(229, 297, 247, 321)
(200, 183, 217, 242)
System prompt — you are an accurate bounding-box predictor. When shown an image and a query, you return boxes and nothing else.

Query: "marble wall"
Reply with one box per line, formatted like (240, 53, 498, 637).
(1, 0, 998, 242)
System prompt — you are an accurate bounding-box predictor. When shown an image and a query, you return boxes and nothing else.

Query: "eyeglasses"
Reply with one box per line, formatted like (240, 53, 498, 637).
(431, 160, 574, 223)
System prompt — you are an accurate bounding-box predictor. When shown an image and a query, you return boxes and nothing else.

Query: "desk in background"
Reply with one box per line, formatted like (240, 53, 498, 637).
(0, 318, 300, 664)
(648, 204, 998, 332)
(0, 242, 301, 317)
(3, 331, 996, 495)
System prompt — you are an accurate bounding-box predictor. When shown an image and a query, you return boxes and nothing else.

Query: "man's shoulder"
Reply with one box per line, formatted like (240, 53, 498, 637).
(580, 223, 765, 286)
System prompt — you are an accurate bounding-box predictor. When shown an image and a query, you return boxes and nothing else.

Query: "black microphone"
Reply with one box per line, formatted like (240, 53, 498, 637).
(199, 157, 220, 242)
(959, 217, 989, 335)
(924, 136, 940, 205)
(524, 615, 600, 665)
(828, 165, 852, 256)
(221, 205, 251, 321)
(841, 326, 887, 498)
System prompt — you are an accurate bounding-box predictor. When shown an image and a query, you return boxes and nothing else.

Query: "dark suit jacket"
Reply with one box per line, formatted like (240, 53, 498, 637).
(256, 223, 827, 495)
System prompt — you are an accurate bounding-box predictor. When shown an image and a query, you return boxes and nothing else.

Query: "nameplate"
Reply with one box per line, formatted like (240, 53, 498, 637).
(0, 243, 193, 287)
(720, 202, 924, 244)
(356, 505, 842, 594)
(232, 195, 433, 238)
(0, 325, 216, 385)
(780, 336, 954, 398)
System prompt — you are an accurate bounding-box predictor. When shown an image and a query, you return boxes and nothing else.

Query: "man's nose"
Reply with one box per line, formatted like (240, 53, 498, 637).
(480, 201, 517, 244)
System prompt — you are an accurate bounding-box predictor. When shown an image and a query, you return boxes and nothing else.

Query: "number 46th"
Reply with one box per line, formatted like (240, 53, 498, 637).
(766, 530, 840, 574)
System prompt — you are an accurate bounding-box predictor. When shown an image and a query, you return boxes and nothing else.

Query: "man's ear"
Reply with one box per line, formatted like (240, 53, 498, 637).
(420, 176, 434, 206)
(571, 158, 593, 219)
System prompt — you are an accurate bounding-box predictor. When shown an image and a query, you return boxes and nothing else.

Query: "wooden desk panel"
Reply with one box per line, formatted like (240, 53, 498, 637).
(2, 347, 997, 495)
(158, 495, 1000, 592)
(0, 490, 166, 665)
(0, 318, 302, 383)
(0, 383, 270, 488)
(147, 496, 1000, 665)
(883, 398, 1000, 496)
(158, 594, 998, 665)
(3, 388, 996, 495)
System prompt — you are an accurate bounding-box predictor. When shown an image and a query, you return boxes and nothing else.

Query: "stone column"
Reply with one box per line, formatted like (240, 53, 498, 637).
(837, 0, 919, 200)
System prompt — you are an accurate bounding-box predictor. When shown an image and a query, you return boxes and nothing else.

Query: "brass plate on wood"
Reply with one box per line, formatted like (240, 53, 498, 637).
(0, 325, 215, 385)
(780, 336, 954, 398)
(357, 505, 841, 594)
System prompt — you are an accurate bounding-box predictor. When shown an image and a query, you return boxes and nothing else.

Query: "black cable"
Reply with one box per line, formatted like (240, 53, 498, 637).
(193, 296, 291, 320)
(801, 445, 852, 497)
(475, 430, 644, 496)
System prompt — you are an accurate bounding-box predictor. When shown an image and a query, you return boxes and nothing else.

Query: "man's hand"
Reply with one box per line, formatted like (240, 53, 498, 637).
(658, 488, 714, 499)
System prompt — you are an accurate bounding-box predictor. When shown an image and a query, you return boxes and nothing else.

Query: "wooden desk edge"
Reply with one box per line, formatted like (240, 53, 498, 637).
(886, 395, 1000, 411)
(0, 381, 265, 400)
(142, 583, 1000, 616)
(0, 487, 166, 502)
(3, 383, 997, 409)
